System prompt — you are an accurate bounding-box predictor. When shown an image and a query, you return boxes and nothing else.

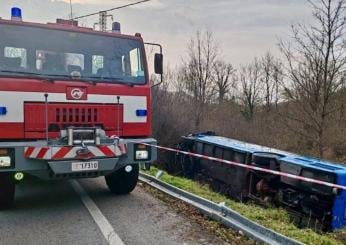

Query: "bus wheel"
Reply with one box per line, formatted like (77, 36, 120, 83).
(105, 164, 139, 194)
(0, 172, 15, 210)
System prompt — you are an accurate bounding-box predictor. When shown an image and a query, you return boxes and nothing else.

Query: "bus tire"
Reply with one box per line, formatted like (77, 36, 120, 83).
(105, 164, 139, 194)
(0, 172, 15, 210)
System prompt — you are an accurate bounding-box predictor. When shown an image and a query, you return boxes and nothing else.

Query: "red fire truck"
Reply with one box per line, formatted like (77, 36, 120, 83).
(0, 8, 162, 209)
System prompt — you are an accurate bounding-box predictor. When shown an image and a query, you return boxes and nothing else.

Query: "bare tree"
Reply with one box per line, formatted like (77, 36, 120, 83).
(239, 58, 262, 119)
(260, 52, 283, 112)
(280, 0, 346, 157)
(213, 60, 236, 103)
(181, 30, 218, 130)
(152, 66, 192, 147)
(272, 60, 284, 109)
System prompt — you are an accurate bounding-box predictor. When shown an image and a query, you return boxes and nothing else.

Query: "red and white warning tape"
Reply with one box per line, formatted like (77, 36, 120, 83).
(140, 142, 346, 190)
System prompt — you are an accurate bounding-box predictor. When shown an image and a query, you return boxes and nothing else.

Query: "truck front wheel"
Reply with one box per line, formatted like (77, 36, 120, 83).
(105, 164, 139, 194)
(0, 173, 15, 210)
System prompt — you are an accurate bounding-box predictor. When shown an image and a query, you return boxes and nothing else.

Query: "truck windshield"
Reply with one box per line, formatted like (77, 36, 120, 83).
(0, 23, 146, 84)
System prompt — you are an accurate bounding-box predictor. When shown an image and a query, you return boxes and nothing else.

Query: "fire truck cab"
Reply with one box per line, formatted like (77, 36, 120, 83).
(0, 8, 161, 209)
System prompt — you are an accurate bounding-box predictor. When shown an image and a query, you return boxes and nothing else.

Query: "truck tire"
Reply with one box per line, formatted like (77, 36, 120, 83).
(0, 173, 15, 210)
(105, 164, 139, 194)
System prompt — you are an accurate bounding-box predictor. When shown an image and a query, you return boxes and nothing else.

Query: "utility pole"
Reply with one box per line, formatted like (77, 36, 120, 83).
(69, 0, 73, 19)
(98, 11, 113, 32)
(99, 11, 107, 32)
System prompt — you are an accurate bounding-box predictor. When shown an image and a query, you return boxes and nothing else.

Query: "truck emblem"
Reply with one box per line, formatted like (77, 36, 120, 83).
(66, 87, 87, 100)
(71, 88, 84, 99)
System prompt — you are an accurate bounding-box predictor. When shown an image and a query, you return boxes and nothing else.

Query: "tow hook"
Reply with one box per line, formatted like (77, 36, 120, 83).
(76, 141, 93, 160)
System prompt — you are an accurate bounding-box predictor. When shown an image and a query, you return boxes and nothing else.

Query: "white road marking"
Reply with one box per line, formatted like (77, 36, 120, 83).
(70, 180, 125, 245)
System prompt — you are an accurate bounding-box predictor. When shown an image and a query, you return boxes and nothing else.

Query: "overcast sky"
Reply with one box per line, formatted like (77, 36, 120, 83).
(0, 0, 314, 67)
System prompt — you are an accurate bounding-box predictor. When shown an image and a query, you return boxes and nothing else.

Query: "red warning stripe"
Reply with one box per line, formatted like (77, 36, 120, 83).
(36, 147, 49, 159)
(137, 142, 346, 190)
(98, 145, 115, 157)
(52, 147, 71, 160)
(24, 147, 35, 158)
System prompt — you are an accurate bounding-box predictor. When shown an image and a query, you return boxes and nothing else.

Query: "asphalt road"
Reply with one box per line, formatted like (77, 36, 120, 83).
(0, 176, 227, 245)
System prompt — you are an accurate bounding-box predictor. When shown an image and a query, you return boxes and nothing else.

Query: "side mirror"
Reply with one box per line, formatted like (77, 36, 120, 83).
(154, 53, 163, 75)
(145, 43, 163, 87)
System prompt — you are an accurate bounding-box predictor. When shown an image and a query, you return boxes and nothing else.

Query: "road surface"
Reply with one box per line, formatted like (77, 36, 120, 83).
(0, 176, 228, 245)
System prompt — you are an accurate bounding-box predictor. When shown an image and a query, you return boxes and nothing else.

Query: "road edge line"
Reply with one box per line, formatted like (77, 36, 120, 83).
(70, 180, 125, 245)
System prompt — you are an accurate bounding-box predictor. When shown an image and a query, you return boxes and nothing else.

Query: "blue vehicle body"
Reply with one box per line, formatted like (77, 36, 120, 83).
(182, 133, 346, 230)
(279, 156, 346, 230)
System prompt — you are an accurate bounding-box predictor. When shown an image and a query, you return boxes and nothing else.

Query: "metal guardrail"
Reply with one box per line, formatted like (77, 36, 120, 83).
(139, 172, 305, 245)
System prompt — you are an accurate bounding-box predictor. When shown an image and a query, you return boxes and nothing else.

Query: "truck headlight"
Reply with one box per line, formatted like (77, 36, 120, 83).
(0, 156, 11, 167)
(135, 150, 149, 160)
(134, 143, 151, 161)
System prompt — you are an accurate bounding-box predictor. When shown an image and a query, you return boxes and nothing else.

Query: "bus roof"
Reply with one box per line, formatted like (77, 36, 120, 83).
(186, 134, 346, 174)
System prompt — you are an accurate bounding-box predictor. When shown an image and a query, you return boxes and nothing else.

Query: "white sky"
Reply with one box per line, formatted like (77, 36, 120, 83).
(0, 0, 314, 68)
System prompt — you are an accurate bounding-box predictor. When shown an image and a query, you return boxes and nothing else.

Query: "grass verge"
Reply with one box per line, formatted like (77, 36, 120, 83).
(142, 167, 346, 245)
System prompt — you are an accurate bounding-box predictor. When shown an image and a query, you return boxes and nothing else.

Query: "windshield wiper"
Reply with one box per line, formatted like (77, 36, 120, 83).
(0, 70, 57, 82)
(83, 76, 124, 81)
(0, 70, 135, 86)
(81, 76, 136, 86)
(0, 70, 88, 82)
(0, 70, 45, 76)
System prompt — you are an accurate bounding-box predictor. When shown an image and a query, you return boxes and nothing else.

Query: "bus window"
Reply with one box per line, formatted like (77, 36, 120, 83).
(204, 144, 213, 157)
(215, 147, 223, 159)
(224, 149, 234, 161)
(234, 151, 245, 163)
(196, 142, 203, 154)
(200, 144, 213, 166)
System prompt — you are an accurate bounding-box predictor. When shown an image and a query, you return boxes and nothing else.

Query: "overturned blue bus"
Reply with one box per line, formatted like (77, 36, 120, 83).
(173, 132, 346, 230)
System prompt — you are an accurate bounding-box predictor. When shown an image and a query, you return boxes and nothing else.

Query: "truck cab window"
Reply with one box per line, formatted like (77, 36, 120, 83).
(129, 48, 144, 77)
(0, 24, 147, 84)
(92, 55, 104, 74)
(36, 50, 65, 73)
(36, 50, 84, 76)
(3, 47, 27, 69)
(65, 53, 84, 75)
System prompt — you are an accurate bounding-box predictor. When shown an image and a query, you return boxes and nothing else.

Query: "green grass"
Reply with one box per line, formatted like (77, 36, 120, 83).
(142, 167, 346, 245)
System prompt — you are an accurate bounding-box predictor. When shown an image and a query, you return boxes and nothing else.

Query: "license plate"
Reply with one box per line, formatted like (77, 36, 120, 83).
(71, 161, 98, 172)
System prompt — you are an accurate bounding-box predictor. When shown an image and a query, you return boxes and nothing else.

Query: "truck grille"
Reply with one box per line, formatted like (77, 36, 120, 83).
(24, 103, 123, 137)
(56, 107, 98, 123)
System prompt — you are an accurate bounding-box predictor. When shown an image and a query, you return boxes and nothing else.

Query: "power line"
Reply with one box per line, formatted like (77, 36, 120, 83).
(72, 0, 151, 20)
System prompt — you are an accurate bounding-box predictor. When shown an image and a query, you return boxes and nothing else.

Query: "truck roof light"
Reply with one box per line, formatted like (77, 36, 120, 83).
(11, 7, 22, 21)
(112, 22, 121, 33)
